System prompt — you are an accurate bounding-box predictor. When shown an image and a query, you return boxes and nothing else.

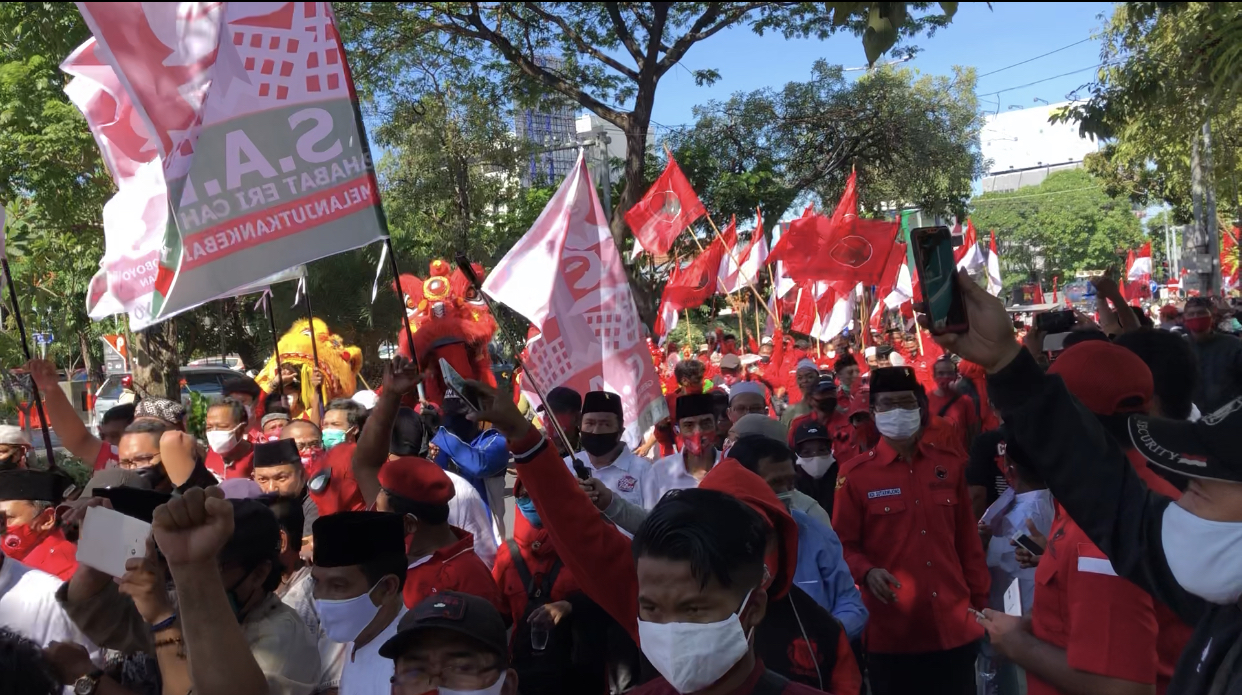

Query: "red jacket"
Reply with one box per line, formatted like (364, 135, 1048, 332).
(19, 528, 78, 580)
(510, 428, 861, 695)
(404, 527, 507, 618)
(492, 513, 581, 623)
(307, 443, 366, 517)
(205, 445, 255, 480)
(833, 434, 990, 654)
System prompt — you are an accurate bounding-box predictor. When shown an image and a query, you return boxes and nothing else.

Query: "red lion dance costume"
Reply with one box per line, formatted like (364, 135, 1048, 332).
(396, 258, 498, 405)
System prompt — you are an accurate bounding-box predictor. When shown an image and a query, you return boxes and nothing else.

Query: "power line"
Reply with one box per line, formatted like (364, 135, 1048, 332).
(977, 63, 1107, 97)
(977, 37, 1095, 79)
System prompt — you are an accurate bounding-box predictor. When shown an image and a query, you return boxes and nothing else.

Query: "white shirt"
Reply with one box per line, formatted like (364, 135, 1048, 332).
(336, 606, 407, 695)
(446, 470, 500, 568)
(649, 450, 720, 502)
(565, 448, 664, 511)
(984, 488, 1055, 614)
(0, 557, 97, 651)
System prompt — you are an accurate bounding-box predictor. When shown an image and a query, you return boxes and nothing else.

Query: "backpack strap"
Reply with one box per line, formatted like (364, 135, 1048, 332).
(506, 540, 535, 597)
(507, 539, 562, 603)
(937, 392, 961, 417)
(753, 668, 790, 695)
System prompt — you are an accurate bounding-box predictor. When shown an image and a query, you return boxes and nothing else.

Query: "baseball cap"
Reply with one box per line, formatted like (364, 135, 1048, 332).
(720, 354, 742, 371)
(793, 421, 832, 448)
(1048, 341, 1152, 415)
(379, 590, 509, 662)
(1129, 396, 1242, 483)
(378, 456, 454, 505)
(351, 390, 380, 410)
(812, 375, 836, 393)
(0, 425, 31, 448)
(537, 386, 582, 416)
(1159, 304, 1181, 320)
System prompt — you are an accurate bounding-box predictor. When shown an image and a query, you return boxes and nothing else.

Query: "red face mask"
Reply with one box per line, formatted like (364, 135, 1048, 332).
(935, 377, 956, 392)
(2, 515, 50, 562)
(1185, 316, 1213, 334)
(682, 432, 716, 456)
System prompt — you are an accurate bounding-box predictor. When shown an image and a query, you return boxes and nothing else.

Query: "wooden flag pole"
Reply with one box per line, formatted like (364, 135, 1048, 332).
(703, 214, 779, 324)
(1, 257, 56, 469)
(262, 292, 285, 395)
(300, 281, 328, 410)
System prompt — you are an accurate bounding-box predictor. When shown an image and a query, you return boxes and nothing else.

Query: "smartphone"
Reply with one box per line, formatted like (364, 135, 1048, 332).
(1013, 533, 1045, 556)
(1035, 310, 1076, 334)
(911, 226, 969, 334)
(93, 486, 172, 524)
(439, 358, 482, 412)
(77, 505, 152, 577)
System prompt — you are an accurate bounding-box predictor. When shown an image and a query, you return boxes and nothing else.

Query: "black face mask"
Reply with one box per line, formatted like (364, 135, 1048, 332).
(580, 431, 622, 457)
(0, 453, 21, 472)
(136, 463, 170, 491)
(443, 411, 479, 443)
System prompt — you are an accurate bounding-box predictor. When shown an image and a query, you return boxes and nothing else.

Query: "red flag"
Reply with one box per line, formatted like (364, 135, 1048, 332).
(789, 283, 819, 335)
(874, 242, 909, 302)
(828, 170, 859, 229)
(783, 216, 900, 285)
(770, 172, 856, 267)
(1033, 283, 1045, 304)
(663, 231, 733, 310)
(624, 155, 706, 257)
(1122, 249, 1137, 300)
(1052, 275, 1059, 304)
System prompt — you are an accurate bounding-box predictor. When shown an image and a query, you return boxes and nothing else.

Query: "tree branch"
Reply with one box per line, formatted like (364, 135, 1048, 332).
(521, 3, 639, 80)
(657, 3, 770, 74)
(605, 2, 645, 66)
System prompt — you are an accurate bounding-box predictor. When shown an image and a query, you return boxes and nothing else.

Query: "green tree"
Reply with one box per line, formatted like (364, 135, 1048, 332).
(969, 169, 1146, 289)
(669, 61, 984, 225)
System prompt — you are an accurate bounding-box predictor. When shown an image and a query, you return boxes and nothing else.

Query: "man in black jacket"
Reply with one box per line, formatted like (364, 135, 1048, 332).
(930, 270, 1242, 695)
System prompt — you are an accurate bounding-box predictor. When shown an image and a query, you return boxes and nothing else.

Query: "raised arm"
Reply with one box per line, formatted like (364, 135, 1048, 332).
(353, 357, 422, 505)
(26, 359, 104, 463)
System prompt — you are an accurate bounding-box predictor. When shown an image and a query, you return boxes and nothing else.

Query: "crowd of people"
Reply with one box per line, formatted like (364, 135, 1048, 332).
(2, 276, 1242, 695)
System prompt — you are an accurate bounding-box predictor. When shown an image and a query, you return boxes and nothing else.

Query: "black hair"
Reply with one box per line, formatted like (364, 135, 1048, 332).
(391, 407, 426, 457)
(633, 488, 767, 593)
(722, 333, 737, 342)
(221, 500, 284, 593)
(1061, 329, 1111, 349)
(326, 398, 368, 431)
(360, 552, 409, 591)
(674, 359, 705, 383)
(386, 492, 450, 526)
(833, 354, 858, 373)
(259, 494, 305, 553)
(727, 435, 794, 474)
(1128, 305, 1154, 329)
(263, 391, 285, 413)
(1113, 329, 1198, 420)
(222, 376, 262, 400)
(934, 355, 957, 368)
(0, 628, 61, 695)
(208, 397, 247, 426)
(124, 418, 173, 437)
(101, 402, 137, 427)
(1001, 433, 1046, 488)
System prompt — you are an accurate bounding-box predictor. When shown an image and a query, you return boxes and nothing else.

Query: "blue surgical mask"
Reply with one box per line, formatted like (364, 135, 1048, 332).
(321, 428, 348, 450)
(516, 497, 542, 528)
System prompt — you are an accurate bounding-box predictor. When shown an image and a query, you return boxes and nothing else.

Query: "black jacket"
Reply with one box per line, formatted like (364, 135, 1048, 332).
(989, 349, 1242, 695)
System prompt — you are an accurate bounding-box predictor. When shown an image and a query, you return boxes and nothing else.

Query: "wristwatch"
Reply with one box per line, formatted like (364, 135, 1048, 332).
(73, 669, 103, 695)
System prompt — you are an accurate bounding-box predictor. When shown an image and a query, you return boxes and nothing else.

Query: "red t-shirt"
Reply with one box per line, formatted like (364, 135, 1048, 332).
(404, 528, 506, 618)
(92, 443, 119, 471)
(205, 446, 255, 480)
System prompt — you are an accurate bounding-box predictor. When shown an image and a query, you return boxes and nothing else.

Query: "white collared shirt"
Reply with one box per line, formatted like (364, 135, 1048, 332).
(985, 488, 1055, 614)
(565, 447, 664, 510)
(0, 557, 97, 651)
(446, 470, 500, 568)
(649, 450, 720, 502)
(337, 606, 407, 695)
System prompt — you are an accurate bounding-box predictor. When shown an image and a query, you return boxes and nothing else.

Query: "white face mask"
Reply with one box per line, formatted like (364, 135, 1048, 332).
(206, 428, 240, 455)
(874, 407, 921, 440)
(314, 583, 382, 644)
(438, 673, 508, 695)
(1162, 503, 1242, 604)
(637, 588, 754, 693)
(796, 454, 835, 479)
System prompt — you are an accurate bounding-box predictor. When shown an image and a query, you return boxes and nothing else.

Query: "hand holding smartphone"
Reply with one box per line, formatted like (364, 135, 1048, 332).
(911, 226, 970, 335)
(439, 358, 483, 412)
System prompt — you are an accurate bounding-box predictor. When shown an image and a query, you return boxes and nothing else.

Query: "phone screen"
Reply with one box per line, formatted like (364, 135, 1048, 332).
(439, 358, 482, 412)
(913, 226, 969, 334)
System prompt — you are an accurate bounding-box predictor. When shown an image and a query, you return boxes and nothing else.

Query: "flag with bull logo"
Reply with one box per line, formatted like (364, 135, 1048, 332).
(73, 2, 387, 325)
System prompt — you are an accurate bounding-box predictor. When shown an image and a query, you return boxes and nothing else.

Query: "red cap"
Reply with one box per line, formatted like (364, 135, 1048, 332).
(1049, 341, 1152, 415)
(847, 387, 871, 418)
(1160, 304, 1180, 319)
(378, 456, 455, 505)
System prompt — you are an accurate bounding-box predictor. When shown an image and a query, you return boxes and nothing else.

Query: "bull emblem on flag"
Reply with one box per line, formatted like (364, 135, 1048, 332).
(828, 235, 874, 269)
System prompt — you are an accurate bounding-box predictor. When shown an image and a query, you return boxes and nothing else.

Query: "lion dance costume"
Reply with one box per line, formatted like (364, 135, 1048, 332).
(395, 258, 498, 405)
(256, 318, 363, 405)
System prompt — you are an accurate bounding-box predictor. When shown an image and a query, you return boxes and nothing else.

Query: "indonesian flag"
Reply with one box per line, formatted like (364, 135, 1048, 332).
(483, 153, 668, 444)
(953, 220, 974, 264)
(956, 221, 986, 276)
(1127, 241, 1152, 300)
(986, 230, 1003, 296)
(654, 264, 681, 339)
(812, 284, 859, 342)
(1223, 227, 1240, 289)
(623, 154, 706, 257)
(719, 209, 768, 294)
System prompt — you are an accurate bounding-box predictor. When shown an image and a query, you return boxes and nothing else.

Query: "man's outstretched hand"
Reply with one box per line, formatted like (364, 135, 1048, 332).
(383, 355, 424, 396)
(152, 487, 234, 569)
(923, 270, 1023, 374)
(465, 380, 531, 442)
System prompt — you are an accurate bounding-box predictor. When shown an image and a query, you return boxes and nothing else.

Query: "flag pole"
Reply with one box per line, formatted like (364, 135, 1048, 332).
(2, 257, 56, 469)
(703, 214, 779, 323)
(300, 281, 328, 409)
(262, 292, 284, 395)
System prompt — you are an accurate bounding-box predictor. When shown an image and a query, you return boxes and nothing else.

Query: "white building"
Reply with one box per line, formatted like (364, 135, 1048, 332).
(979, 103, 1100, 193)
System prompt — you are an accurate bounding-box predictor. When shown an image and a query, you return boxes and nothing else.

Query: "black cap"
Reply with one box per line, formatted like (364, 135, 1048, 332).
(813, 374, 837, 393)
(220, 500, 282, 568)
(379, 591, 508, 662)
(582, 391, 623, 420)
(1128, 396, 1242, 483)
(675, 393, 715, 420)
(793, 421, 833, 448)
(869, 366, 920, 395)
(0, 470, 69, 502)
(537, 386, 582, 415)
(720, 354, 742, 370)
(312, 511, 407, 567)
(253, 439, 301, 468)
(875, 344, 895, 358)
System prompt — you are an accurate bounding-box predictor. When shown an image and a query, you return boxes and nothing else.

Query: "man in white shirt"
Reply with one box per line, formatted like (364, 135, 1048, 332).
(445, 469, 500, 568)
(650, 393, 721, 500)
(0, 554, 96, 651)
(312, 511, 409, 695)
(565, 391, 662, 511)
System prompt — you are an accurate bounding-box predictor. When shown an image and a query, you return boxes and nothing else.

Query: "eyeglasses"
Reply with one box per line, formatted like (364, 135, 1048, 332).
(391, 661, 502, 692)
(294, 440, 323, 453)
(872, 399, 919, 413)
(730, 404, 768, 416)
(118, 453, 161, 470)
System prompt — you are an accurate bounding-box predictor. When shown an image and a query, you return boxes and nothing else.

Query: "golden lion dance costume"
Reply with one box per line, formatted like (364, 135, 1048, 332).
(395, 258, 498, 405)
(256, 318, 363, 405)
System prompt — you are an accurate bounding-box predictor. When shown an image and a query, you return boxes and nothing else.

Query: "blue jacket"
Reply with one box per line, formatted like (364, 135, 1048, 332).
(431, 427, 509, 509)
(791, 509, 869, 641)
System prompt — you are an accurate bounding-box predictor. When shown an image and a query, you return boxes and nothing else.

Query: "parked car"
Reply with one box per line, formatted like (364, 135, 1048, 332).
(92, 365, 240, 433)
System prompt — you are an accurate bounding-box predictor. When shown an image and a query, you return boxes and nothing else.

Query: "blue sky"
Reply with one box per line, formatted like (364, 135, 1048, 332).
(647, 2, 1113, 130)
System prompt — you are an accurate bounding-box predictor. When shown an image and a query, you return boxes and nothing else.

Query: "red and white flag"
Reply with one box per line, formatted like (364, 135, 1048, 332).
(719, 210, 768, 294)
(74, 2, 388, 326)
(623, 154, 705, 258)
(1127, 241, 1152, 298)
(986, 230, 1003, 296)
(483, 154, 667, 444)
(956, 220, 986, 276)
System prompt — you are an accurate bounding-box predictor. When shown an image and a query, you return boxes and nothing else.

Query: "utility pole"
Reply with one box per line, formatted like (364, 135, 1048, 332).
(1204, 120, 1222, 296)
